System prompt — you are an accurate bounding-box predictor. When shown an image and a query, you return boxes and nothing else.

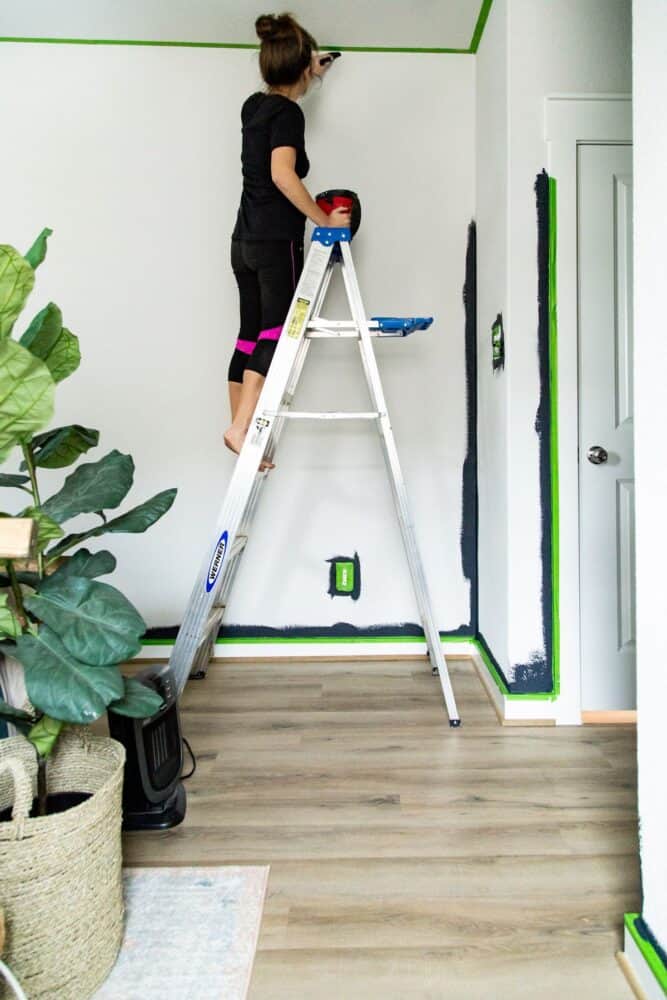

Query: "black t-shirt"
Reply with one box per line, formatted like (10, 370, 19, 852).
(232, 92, 310, 241)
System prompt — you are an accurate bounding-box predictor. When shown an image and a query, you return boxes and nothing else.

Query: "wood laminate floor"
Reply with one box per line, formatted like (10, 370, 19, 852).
(123, 658, 639, 999)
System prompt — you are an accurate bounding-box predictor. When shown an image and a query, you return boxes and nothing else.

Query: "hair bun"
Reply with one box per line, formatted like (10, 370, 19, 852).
(255, 12, 298, 42)
(255, 15, 276, 40)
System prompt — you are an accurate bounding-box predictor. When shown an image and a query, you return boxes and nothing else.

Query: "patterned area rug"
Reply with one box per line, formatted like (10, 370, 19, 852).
(95, 866, 269, 1000)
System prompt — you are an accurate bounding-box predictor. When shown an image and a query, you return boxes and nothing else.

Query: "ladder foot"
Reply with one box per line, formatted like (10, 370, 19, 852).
(189, 669, 207, 681)
(431, 666, 439, 676)
(449, 718, 462, 728)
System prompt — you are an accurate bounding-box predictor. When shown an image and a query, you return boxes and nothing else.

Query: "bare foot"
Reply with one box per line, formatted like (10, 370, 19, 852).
(224, 424, 245, 455)
(224, 425, 275, 471)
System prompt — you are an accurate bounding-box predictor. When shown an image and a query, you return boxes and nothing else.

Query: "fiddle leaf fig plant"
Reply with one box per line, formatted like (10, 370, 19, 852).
(0, 230, 177, 813)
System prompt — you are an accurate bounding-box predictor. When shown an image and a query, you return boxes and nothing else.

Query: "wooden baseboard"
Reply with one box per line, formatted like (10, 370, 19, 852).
(582, 710, 637, 725)
(616, 950, 648, 1000)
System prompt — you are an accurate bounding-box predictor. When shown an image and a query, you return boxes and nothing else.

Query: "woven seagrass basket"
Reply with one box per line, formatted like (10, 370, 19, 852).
(0, 730, 126, 999)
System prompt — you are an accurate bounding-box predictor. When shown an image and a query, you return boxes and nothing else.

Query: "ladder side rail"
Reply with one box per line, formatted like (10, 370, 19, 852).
(338, 243, 461, 725)
(261, 257, 335, 466)
(177, 248, 335, 683)
(169, 239, 334, 693)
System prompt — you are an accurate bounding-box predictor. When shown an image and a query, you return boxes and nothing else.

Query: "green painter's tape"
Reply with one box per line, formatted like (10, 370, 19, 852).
(142, 630, 552, 701)
(470, 0, 494, 53)
(0, 4, 493, 56)
(548, 176, 561, 699)
(335, 561, 355, 593)
(0, 37, 258, 49)
(143, 634, 430, 647)
(625, 914, 667, 993)
(474, 640, 510, 696)
(0, 37, 471, 54)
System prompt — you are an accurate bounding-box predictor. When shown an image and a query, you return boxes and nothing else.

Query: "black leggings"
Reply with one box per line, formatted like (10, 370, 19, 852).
(228, 238, 304, 383)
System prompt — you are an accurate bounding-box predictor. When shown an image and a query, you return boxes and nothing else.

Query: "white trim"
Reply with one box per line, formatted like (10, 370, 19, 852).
(622, 927, 665, 1000)
(502, 697, 558, 722)
(545, 95, 632, 726)
(136, 639, 479, 662)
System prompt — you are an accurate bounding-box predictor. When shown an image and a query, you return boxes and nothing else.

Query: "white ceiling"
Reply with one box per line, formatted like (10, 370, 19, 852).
(0, 1, 485, 51)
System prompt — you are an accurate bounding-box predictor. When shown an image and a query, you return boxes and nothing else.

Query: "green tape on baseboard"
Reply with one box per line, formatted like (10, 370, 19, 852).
(143, 633, 475, 647)
(625, 914, 667, 993)
(141, 631, 553, 700)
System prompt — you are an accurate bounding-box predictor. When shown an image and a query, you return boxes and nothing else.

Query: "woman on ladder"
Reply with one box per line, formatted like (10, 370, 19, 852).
(225, 12, 350, 460)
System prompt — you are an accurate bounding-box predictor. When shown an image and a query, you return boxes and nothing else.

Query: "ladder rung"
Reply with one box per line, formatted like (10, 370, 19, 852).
(264, 410, 382, 421)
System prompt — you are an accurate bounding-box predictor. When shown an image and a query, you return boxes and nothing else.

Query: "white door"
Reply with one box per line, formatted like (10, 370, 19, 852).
(578, 143, 635, 710)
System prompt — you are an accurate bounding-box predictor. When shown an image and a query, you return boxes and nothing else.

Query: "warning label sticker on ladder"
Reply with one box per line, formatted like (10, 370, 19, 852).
(287, 297, 310, 339)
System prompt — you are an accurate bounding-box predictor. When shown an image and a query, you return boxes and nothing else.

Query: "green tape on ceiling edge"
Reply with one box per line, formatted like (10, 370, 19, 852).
(470, 0, 495, 53)
(549, 176, 561, 699)
(0, 36, 471, 55)
(0, 3, 493, 56)
(625, 915, 667, 993)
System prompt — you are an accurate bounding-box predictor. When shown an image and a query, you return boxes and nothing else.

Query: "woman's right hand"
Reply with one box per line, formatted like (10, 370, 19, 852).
(328, 206, 352, 227)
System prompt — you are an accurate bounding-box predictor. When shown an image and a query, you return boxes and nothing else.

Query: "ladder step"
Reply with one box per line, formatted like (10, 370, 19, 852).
(265, 411, 382, 421)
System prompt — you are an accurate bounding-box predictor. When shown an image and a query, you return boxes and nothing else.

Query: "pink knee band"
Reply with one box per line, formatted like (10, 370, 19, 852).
(258, 325, 282, 342)
(235, 338, 256, 355)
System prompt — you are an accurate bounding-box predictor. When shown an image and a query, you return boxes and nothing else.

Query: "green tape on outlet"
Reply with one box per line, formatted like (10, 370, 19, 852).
(327, 552, 361, 600)
(335, 561, 355, 593)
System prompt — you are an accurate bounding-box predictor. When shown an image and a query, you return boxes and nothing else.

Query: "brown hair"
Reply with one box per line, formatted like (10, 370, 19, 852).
(255, 13, 317, 87)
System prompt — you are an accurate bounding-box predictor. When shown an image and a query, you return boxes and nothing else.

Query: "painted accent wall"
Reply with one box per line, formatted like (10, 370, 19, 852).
(476, 0, 632, 697)
(0, 42, 475, 637)
(633, 0, 667, 965)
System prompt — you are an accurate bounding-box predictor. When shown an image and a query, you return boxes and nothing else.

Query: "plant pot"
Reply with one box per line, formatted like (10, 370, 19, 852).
(0, 730, 126, 999)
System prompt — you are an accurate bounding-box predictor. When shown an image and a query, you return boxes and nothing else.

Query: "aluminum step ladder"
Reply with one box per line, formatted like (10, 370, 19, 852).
(169, 225, 461, 726)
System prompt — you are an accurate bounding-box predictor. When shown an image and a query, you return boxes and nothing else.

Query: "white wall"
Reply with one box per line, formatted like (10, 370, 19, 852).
(476, 0, 631, 694)
(476, 0, 509, 667)
(505, 0, 632, 673)
(633, 0, 667, 960)
(0, 42, 475, 634)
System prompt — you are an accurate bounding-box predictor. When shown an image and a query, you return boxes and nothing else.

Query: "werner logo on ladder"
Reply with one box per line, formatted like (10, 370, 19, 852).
(169, 190, 461, 728)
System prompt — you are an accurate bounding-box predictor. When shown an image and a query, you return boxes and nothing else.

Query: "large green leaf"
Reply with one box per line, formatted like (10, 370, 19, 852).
(51, 548, 116, 581)
(109, 677, 163, 718)
(47, 488, 177, 558)
(40, 450, 134, 524)
(21, 302, 62, 357)
(15, 626, 124, 724)
(24, 228, 53, 271)
(0, 245, 35, 339)
(0, 593, 22, 639)
(44, 327, 80, 383)
(26, 425, 99, 470)
(25, 575, 145, 665)
(0, 339, 55, 461)
(0, 473, 30, 488)
(97, 488, 177, 534)
(27, 714, 63, 758)
(20, 305, 80, 383)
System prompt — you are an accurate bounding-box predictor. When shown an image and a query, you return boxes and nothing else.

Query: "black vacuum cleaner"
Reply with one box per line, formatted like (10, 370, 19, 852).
(108, 663, 186, 831)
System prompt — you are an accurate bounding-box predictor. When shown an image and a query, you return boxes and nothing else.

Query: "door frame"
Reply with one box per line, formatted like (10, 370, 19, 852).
(545, 96, 632, 725)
